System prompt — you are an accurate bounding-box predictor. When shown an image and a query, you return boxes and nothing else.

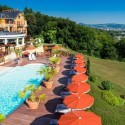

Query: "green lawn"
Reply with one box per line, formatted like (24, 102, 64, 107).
(89, 56, 125, 89)
(86, 56, 125, 125)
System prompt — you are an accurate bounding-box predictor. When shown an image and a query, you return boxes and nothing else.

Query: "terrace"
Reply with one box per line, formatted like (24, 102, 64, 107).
(0, 54, 71, 125)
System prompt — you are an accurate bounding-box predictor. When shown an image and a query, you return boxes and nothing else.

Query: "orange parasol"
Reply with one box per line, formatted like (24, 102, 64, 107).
(26, 46, 36, 51)
(74, 67, 86, 73)
(74, 63, 86, 67)
(23, 51, 29, 55)
(67, 82, 90, 93)
(72, 74, 88, 82)
(74, 63, 86, 68)
(58, 111, 102, 125)
(63, 93, 94, 109)
(53, 45, 61, 50)
(75, 54, 84, 58)
(74, 59, 85, 64)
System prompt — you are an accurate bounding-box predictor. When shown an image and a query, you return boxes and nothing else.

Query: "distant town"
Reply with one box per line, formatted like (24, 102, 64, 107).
(80, 23, 125, 40)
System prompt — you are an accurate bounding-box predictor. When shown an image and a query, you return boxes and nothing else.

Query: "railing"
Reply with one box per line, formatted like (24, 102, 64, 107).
(0, 24, 13, 27)
(17, 24, 23, 27)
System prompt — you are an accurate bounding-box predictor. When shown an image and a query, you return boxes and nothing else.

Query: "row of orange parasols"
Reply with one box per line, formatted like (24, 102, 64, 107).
(58, 54, 102, 125)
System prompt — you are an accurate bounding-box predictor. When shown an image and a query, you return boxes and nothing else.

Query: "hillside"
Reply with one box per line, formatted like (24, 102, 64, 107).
(85, 56, 125, 125)
(89, 56, 125, 89)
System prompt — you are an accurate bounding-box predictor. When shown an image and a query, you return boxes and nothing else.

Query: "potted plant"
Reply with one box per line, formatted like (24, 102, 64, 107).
(38, 67, 56, 89)
(14, 48, 23, 65)
(26, 92, 46, 109)
(52, 50, 61, 57)
(0, 114, 6, 124)
(18, 85, 46, 109)
(49, 57, 61, 72)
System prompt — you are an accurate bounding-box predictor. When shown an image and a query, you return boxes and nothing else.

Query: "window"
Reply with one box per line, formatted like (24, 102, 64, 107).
(5, 19, 9, 24)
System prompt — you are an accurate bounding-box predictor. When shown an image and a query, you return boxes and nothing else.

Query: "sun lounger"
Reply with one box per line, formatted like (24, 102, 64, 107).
(28, 54, 32, 60)
(69, 70, 76, 76)
(55, 104, 71, 114)
(32, 53, 36, 60)
(60, 91, 71, 98)
(50, 119, 58, 125)
(55, 104, 84, 114)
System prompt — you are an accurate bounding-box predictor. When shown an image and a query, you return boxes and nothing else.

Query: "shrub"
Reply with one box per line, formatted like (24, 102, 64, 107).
(101, 81, 114, 90)
(38, 67, 56, 81)
(89, 75, 97, 82)
(49, 57, 61, 65)
(0, 114, 6, 123)
(102, 90, 125, 106)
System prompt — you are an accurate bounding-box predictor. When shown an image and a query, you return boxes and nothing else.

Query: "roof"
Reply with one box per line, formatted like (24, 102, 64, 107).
(0, 10, 21, 19)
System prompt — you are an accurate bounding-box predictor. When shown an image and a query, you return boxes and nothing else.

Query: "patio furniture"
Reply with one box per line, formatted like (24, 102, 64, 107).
(55, 104, 85, 114)
(60, 91, 71, 98)
(58, 111, 102, 125)
(67, 82, 90, 94)
(50, 119, 58, 125)
(28, 54, 32, 60)
(69, 70, 76, 76)
(63, 93, 94, 109)
(55, 104, 71, 114)
(72, 74, 88, 82)
(32, 53, 36, 60)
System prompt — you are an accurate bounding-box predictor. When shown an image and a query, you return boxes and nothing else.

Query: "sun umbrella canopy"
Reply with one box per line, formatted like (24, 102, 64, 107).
(23, 51, 29, 55)
(72, 74, 88, 82)
(74, 63, 86, 68)
(75, 54, 84, 59)
(26, 46, 36, 51)
(74, 59, 85, 64)
(67, 82, 90, 93)
(58, 111, 102, 125)
(74, 67, 86, 73)
(63, 93, 94, 109)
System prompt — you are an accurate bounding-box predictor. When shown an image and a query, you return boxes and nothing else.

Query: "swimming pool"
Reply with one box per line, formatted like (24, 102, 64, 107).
(0, 64, 45, 116)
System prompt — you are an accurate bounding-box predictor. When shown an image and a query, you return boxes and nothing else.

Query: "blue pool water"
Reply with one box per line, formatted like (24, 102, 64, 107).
(0, 64, 45, 116)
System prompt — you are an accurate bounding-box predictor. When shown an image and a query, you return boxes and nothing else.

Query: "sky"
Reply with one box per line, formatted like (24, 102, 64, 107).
(0, 0, 125, 24)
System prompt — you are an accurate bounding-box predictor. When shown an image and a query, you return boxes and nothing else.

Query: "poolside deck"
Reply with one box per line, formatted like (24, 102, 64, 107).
(1, 55, 71, 125)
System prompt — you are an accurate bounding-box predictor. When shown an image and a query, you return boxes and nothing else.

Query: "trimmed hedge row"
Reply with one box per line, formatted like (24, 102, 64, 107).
(102, 90, 125, 106)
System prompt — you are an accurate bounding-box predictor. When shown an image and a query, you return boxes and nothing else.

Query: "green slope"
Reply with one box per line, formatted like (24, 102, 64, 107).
(89, 56, 125, 89)
(86, 56, 125, 125)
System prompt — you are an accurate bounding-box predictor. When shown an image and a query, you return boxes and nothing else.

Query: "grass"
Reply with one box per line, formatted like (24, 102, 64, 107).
(88, 56, 125, 89)
(85, 56, 125, 125)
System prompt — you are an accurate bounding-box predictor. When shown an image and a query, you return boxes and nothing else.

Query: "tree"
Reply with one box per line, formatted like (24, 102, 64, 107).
(101, 42, 117, 60)
(0, 5, 11, 12)
(25, 13, 37, 36)
(115, 38, 125, 61)
(86, 57, 90, 76)
(22, 7, 123, 61)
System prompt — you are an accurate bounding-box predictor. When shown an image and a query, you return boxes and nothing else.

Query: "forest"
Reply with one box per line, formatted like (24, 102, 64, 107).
(0, 5, 125, 61)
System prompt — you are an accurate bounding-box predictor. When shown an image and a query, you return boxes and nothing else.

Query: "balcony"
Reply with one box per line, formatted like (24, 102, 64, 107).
(17, 24, 23, 28)
(0, 24, 13, 27)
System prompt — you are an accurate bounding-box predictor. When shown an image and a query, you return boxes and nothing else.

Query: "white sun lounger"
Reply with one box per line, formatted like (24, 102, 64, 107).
(55, 104, 86, 114)
(32, 54, 36, 60)
(55, 104, 71, 114)
(28, 54, 33, 60)
(60, 91, 71, 98)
